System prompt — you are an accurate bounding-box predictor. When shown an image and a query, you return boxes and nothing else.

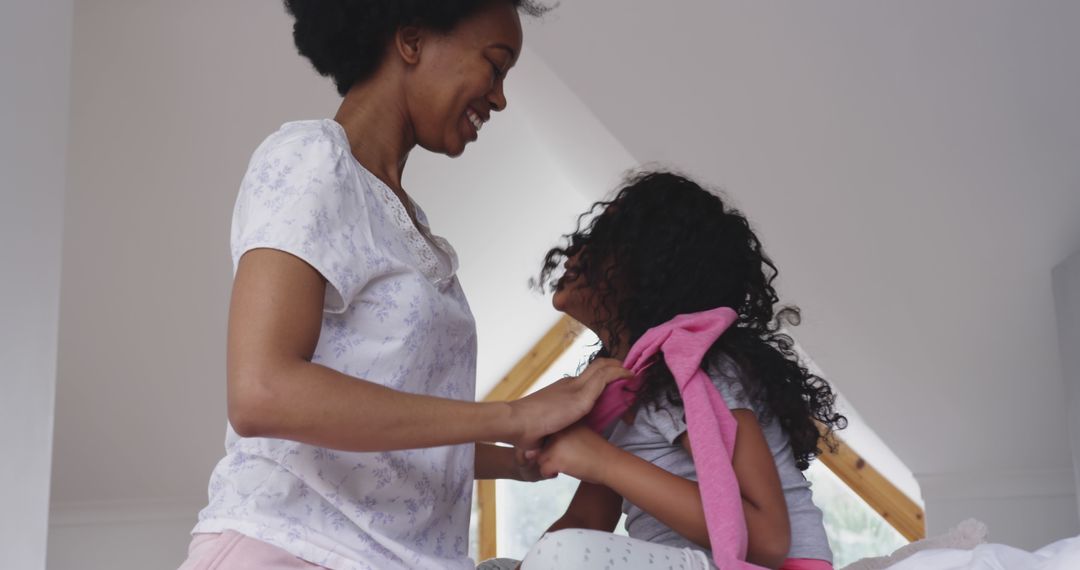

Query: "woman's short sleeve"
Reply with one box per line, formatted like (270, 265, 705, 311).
(230, 131, 372, 314)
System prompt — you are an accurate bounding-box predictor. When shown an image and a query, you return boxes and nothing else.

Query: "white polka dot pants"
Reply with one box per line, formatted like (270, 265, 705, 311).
(478, 529, 715, 570)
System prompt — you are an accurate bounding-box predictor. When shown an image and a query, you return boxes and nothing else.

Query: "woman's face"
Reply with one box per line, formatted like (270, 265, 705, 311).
(404, 2, 523, 157)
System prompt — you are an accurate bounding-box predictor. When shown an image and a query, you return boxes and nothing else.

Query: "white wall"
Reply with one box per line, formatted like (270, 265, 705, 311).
(49, 1, 338, 565)
(48, 501, 196, 570)
(0, 0, 74, 567)
(49, 520, 196, 570)
(1055, 252, 1080, 514)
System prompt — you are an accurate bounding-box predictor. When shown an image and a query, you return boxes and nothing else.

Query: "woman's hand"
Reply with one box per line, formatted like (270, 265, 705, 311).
(507, 358, 630, 451)
(536, 422, 619, 484)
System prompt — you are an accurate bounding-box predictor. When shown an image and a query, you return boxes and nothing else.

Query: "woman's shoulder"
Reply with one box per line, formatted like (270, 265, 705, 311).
(236, 119, 373, 218)
(251, 119, 351, 165)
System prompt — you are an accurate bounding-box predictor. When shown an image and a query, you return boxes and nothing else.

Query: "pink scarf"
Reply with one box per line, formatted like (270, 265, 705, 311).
(585, 307, 767, 570)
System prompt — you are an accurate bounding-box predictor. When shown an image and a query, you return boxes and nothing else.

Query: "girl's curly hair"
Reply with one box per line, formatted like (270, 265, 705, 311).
(283, 0, 547, 96)
(539, 171, 846, 469)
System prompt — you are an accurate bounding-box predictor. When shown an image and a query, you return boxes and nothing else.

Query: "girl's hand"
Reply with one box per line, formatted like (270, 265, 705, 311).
(512, 446, 550, 482)
(507, 358, 630, 451)
(537, 423, 619, 484)
(475, 443, 552, 482)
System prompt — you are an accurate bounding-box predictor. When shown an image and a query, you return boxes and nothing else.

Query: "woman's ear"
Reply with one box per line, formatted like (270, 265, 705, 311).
(395, 25, 424, 66)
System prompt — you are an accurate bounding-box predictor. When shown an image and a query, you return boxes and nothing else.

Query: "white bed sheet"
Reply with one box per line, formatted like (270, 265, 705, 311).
(884, 535, 1080, 570)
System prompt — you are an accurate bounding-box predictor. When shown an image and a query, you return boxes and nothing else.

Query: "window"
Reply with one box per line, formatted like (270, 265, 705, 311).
(806, 460, 909, 567)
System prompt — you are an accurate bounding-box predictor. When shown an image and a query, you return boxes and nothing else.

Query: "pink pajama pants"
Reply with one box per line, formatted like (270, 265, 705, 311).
(176, 531, 326, 570)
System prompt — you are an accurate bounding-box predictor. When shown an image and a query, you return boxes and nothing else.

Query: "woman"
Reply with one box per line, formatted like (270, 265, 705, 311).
(178, 1, 627, 569)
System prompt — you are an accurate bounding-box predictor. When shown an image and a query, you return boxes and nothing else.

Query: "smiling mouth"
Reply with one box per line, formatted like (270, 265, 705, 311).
(466, 109, 485, 132)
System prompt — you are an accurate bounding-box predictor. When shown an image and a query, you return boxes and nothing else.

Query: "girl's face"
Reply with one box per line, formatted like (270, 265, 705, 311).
(551, 249, 588, 321)
(552, 247, 615, 334)
(403, 2, 523, 157)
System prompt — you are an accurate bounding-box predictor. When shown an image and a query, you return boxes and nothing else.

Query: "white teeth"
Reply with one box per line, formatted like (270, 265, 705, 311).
(467, 110, 483, 131)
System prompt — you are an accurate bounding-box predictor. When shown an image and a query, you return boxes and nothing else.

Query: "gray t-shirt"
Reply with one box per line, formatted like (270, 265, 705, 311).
(606, 354, 833, 562)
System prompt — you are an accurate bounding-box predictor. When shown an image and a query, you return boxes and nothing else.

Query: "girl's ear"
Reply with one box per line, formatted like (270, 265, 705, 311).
(394, 25, 424, 66)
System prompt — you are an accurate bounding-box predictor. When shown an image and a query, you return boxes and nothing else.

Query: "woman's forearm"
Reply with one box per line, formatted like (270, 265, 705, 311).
(229, 359, 518, 452)
(227, 250, 516, 452)
(227, 250, 631, 454)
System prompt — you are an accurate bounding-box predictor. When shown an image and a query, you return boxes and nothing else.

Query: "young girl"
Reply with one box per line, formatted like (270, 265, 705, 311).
(522, 171, 847, 570)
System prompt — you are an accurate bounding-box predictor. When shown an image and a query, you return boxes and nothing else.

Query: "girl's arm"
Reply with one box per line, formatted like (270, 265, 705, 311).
(715, 410, 791, 568)
(537, 424, 711, 546)
(511, 481, 621, 570)
(538, 412, 791, 569)
(475, 443, 547, 481)
(544, 481, 624, 534)
(227, 249, 629, 452)
(475, 443, 513, 480)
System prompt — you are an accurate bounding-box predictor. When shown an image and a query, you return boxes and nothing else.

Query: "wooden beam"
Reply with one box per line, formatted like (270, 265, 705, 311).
(819, 436, 926, 541)
(484, 315, 585, 402)
(476, 315, 584, 560)
(476, 480, 498, 561)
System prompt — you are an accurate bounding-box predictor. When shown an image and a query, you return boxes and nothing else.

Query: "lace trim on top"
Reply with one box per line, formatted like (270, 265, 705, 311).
(327, 120, 459, 286)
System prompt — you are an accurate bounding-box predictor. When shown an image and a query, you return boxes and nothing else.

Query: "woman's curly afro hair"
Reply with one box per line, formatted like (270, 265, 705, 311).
(283, 0, 547, 96)
(539, 171, 847, 470)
